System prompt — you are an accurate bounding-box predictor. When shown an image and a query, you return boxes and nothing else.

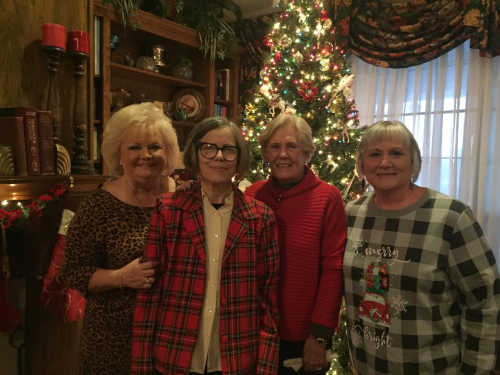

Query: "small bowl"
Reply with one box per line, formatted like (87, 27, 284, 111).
(136, 56, 156, 72)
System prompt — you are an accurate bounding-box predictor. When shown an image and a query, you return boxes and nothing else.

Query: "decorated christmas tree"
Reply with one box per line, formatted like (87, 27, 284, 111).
(240, 0, 363, 202)
(238, 1, 363, 373)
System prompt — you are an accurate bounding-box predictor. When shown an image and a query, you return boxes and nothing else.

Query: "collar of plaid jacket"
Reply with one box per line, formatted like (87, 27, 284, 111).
(169, 182, 261, 220)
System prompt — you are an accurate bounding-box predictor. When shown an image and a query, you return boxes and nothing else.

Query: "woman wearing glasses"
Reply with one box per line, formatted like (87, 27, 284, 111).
(131, 117, 280, 375)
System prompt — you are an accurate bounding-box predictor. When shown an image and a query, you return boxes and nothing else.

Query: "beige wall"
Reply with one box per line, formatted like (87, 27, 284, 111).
(0, 1, 90, 374)
(0, 0, 91, 154)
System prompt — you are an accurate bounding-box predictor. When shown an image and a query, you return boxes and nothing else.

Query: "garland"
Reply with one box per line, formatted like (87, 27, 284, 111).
(0, 183, 67, 230)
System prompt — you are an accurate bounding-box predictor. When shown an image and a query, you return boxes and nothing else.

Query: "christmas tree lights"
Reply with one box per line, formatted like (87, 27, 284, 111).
(240, 0, 364, 202)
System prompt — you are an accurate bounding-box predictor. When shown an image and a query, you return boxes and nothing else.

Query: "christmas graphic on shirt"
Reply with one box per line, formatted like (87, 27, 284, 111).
(349, 239, 411, 350)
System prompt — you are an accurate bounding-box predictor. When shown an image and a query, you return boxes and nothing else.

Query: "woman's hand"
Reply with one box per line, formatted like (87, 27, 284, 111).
(119, 257, 160, 290)
(176, 179, 195, 192)
(302, 336, 328, 372)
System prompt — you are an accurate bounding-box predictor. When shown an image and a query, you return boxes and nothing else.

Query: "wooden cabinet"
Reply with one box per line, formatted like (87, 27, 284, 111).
(92, 1, 241, 174)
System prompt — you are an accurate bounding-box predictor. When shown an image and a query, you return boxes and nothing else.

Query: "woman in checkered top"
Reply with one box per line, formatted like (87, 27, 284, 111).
(343, 120, 500, 374)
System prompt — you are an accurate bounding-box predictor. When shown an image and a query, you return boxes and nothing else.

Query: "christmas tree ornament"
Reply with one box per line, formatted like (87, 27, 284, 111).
(274, 52, 282, 61)
(320, 59, 330, 71)
(280, 35, 293, 47)
(298, 81, 318, 102)
(334, 74, 355, 95)
(320, 9, 329, 21)
(321, 42, 333, 56)
(293, 51, 304, 66)
(323, 19, 332, 30)
(269, 94, 286, 117)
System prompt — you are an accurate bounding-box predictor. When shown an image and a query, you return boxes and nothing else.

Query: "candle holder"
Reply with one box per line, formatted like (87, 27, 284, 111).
(69, 51, 94, 174)
(42, 45, 65, 145)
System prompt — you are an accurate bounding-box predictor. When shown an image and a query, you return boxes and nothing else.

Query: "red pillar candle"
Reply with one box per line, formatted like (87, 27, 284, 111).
(42, 23, 66, 50)
(67, 31, 90, 54)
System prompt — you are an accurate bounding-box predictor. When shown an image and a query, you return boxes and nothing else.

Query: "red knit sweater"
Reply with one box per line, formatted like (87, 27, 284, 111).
(245, 166, 346, 341)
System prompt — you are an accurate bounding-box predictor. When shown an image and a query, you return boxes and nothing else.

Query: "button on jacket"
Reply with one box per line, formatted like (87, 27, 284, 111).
(131, 184, 280, 375)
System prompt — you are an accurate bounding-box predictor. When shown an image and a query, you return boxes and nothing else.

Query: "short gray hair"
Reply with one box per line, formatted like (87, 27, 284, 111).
(355, 120, 422, 180)
(183, 117, 251, 178)
(101, 102, 180, 177)
(258, 114, 316, 163)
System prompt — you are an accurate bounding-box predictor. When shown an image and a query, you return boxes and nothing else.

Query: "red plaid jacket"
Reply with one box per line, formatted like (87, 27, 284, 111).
(131, 184, 280, 375)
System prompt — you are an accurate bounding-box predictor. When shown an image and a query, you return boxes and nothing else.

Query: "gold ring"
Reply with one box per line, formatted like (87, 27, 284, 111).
(146, 277, 151, 284)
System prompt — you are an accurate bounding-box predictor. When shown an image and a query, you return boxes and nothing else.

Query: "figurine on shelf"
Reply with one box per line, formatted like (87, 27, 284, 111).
(136, 56, 156, 72)
(110, 34, 121, 52)
(124, 53, 134, 67)
(174, 108, 187, 121)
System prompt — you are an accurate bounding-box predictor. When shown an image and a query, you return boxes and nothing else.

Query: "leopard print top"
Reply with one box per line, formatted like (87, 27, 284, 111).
(62, 188, 153, 375)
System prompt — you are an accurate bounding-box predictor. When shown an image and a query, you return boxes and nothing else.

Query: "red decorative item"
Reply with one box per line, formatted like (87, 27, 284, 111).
(274, 52, 282, 62)
(320, 9, 329, 21)
(0, 183, 66, 230)
(41, 209, 86, 323)
(67, 30, 90, 54)
(298, 81, 318, 102)
(42, 23, 66, 50)
(321, 42, 333, 56)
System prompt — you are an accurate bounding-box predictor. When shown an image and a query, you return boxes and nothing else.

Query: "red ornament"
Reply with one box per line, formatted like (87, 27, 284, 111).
(320, 9, 329, 21)
(321, 42, 333, 56)
(274, 52, 282, 61)
(298, 81, 318, 102)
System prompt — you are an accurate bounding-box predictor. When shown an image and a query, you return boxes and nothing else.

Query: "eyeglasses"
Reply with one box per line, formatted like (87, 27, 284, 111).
(197, 142, 239, 162)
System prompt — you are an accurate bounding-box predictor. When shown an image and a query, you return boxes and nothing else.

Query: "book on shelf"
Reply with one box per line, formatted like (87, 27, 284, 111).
(215, 68, 230, 101)
(214, 104, 228, 118)
(94, 16, 101, 76)
(0, 117, 28, 176)
(0, 107, 40, 175)
(36, 110, 56, 175)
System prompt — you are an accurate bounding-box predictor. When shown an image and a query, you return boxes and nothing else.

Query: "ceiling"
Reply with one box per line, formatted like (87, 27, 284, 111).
(233, 0, 281, 18)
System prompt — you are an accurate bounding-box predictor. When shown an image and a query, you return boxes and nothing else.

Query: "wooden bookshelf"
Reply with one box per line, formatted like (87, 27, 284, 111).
(92, 1, 241, 174)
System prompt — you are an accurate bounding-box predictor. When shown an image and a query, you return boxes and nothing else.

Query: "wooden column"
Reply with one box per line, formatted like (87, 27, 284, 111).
(69, 52, 95, 174)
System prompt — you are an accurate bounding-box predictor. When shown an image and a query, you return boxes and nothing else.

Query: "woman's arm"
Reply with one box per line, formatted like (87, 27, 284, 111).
(87, 258, 159, 293)
(303, 188, 346, 371)
(131, 196, 167, 375)
(255, 205, 280, 375)
(448, 208, 500, 374)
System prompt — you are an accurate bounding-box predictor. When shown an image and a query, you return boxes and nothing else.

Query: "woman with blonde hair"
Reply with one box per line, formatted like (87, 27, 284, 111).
(344, 120, 500, 374)
(63, 102, 180, 374)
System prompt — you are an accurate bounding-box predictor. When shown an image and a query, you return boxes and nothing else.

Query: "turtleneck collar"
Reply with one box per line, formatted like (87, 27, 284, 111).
(265, 165, 320, 202)
(271, 166, 307, 190)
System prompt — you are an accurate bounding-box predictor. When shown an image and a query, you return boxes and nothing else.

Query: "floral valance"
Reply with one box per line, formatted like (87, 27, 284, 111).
(332, 0, 500, 68)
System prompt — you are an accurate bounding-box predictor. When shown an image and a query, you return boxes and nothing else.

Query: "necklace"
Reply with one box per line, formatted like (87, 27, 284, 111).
(124, 177, 161, 222)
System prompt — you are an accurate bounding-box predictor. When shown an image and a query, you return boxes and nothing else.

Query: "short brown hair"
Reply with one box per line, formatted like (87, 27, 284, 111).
(183, 117, 251, 178)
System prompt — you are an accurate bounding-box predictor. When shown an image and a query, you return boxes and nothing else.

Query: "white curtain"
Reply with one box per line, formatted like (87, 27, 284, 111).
(350, 41, 500, 262)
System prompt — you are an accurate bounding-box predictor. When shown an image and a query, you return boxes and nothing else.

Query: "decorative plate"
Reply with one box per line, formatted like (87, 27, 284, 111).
(171, 88, 206, 123)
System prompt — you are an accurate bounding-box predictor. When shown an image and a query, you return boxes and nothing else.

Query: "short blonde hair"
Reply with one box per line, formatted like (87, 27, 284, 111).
(355, 120, 422, 180)
(101, 103, 180, 177)
(183, 117, 251, 178)
(258, 114, 316, 163)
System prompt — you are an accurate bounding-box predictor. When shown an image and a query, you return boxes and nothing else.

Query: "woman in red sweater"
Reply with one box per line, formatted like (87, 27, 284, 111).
(245, 114, 347, 374)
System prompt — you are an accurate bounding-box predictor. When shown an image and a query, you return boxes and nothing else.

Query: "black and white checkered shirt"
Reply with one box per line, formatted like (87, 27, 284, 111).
(344, 188, 500, 374)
